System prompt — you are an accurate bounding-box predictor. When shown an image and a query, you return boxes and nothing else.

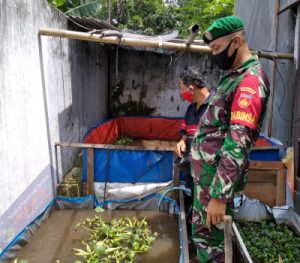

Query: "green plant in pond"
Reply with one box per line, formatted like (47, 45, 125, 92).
(113, 136, 133, 146)
(73, 207, 157, 263)
(236, 221, 300, 263)
(13, 259, 28, 263)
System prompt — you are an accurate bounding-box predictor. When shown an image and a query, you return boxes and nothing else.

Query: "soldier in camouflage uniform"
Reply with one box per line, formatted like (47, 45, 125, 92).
(191, 16, 270, 262)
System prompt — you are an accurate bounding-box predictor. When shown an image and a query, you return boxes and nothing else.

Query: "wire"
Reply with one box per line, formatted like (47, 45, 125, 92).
(274, 60, 300, 124)
(66, 15, 94, 31)
(157, 186, 191, 211)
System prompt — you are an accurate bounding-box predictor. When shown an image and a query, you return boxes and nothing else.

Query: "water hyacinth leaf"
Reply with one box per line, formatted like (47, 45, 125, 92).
(236, 221, 300, 263)
(13, 260, 28, 263)
(73, 213, 157, 262)
(95, 206, 104, 213)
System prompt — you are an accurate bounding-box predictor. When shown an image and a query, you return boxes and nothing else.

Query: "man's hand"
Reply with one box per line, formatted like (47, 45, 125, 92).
(206, 198, 226, 229)
(175, 139, 186, 158)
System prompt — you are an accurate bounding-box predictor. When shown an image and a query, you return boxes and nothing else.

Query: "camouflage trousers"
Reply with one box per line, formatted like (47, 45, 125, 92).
(192, 183, 233, 263)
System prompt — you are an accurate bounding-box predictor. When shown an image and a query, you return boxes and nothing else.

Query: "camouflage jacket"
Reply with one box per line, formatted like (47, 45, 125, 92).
(191, 55, 270, 204)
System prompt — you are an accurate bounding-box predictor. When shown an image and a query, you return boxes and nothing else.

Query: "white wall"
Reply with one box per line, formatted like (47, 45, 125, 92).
(109, 49, 222, 118)
(0, 0, 108, 252)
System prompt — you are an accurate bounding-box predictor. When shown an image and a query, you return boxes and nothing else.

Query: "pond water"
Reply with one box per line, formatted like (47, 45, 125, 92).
(16, 209, 180, 263)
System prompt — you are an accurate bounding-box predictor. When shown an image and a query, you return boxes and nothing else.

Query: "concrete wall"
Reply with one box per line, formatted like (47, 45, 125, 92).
(0, 0, 108, 252)
(235, 0, 296, 145)
(109, 48, 221, 118)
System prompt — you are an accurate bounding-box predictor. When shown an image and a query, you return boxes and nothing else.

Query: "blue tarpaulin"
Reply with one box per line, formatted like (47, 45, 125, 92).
(83, 149, 173, 183)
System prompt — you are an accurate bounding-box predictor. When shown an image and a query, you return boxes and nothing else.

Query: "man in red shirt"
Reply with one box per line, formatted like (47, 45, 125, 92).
(175, 66, 214, 236)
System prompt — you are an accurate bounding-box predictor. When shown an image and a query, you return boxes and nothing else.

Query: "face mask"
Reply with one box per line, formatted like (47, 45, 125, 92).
(181, 90, 193, 102)
(212, 40, 238, 70)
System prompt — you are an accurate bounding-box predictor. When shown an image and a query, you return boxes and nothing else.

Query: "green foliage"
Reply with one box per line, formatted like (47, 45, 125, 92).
(73, 211, 157, 262)
(113, 136, 133, 146)
(110, 100, 156, 117)
(47, 0, 234, 37)
(178, 0, 234, 36)
(12, 259, 28, 263)
(95, 0, 180, 35)
(236, 221, 300, 263)
(47, 0, 101, 17)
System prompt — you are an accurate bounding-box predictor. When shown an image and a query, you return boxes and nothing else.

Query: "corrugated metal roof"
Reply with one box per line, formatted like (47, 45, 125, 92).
(68, 16, 119, 31)
(66, 16, 205, 54)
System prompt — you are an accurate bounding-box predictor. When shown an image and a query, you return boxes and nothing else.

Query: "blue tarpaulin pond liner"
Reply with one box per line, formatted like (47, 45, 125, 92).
(249, 134, 285, 161)
(82, 116, 182, 184)
(0, 194, 188, 263)
(81, 116, 286, 202)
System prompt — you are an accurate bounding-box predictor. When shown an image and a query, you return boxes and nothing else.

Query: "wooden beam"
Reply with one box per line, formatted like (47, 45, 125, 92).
(276, 168, 286, 206)
(55, 141, 174, 152)
(224, 215, 233, 263)
(249, 160, 285, 170)
(179, 191, 190, 263)
(87, 148, 94, 195)
(268, 0, 280, 138)
(278, 0, 300, 15)
(172, 153, 180, 201)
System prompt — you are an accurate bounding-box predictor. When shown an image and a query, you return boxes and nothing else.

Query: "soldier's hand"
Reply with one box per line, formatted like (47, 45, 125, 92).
(206, 198, 226, 229)
(175, 139, 186, 158)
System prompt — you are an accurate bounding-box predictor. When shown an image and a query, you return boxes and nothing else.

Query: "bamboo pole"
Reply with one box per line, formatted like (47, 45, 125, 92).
(38, 28, 294, 60)
(39, 28, 211, 53)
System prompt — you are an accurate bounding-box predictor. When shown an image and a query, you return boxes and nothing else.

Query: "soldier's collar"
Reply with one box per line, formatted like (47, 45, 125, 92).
(203, 90, 215, 104)
(235, 55, 259, 71)
(223, 55, 259, 79)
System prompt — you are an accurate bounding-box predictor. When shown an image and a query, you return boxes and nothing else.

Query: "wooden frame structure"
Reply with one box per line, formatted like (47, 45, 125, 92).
(55, 141, 188, 262)
(55, 141, 179, 195)
(245, 160, 286, 207)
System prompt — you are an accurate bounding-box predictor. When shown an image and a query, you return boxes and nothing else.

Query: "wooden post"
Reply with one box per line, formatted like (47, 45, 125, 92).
(267, 0, 280, 137)
(87, 148, 94, 195)
(172, 153, 180, 201)
(224, 215, 233, 263)
(179, 191, 190, 263)
(277, 167, 286, 206)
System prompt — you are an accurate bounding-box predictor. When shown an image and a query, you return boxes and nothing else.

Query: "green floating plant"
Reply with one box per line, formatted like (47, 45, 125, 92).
(236, 221, 300, 263)
(73, 207, 157, 263)
(113, 136, 133, 146)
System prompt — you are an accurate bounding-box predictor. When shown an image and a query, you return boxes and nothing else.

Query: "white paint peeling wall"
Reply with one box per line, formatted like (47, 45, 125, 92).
(110, 49, 222, 118)
(0, 0, 108, 218)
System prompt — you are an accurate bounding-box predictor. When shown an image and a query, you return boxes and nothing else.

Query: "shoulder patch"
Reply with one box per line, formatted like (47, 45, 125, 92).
(238, 93, 252, 108)
(240, 87, 256, 94)
(230, 75, 262, 129)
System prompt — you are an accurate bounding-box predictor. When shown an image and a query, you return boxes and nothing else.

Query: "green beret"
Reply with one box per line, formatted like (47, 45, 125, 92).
(203, 16, 244, 44)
